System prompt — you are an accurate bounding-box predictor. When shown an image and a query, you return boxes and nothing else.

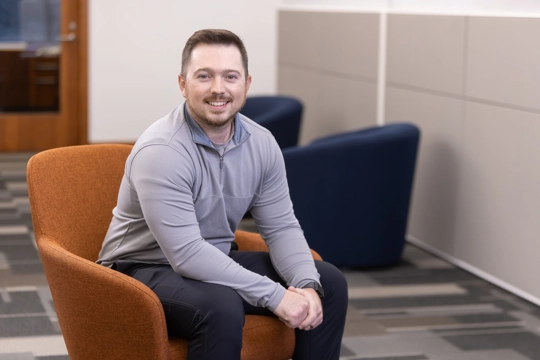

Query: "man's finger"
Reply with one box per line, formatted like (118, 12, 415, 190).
(278, 317, 296, 329)
(297, 310, 321, 330)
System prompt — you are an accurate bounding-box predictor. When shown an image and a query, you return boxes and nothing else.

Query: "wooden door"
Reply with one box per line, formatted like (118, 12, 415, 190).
(0, 0, 87, 152)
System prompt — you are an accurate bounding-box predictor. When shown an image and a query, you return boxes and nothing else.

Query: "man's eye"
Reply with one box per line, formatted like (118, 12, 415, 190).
(227, 75, 238, 80)
(197, 74, 210, 79)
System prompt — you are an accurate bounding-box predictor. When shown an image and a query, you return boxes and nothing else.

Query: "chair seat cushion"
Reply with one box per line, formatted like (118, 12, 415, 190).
(168, 314, 295, 359)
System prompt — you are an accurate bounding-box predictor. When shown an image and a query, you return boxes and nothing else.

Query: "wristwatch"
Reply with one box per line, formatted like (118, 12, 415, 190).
(301, 281, 324, 299)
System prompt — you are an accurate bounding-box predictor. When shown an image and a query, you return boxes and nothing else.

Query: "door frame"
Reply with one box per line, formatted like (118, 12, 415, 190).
(78, 0, 88, 146)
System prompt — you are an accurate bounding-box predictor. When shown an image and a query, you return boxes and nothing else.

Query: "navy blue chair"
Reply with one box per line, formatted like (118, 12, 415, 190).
(241, 96, 303, 149)
(283, 123, 420, 268)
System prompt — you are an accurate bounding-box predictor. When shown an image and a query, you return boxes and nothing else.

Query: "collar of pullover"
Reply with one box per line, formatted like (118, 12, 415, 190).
(183, 103, 251, 149)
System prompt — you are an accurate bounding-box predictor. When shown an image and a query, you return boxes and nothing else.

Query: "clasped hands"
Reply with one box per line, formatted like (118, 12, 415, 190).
(273, 286, 323, 331)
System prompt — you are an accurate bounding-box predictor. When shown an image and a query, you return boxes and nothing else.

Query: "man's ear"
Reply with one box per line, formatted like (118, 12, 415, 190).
(245, 75, 252, 94)
(178, 74, 187, 98)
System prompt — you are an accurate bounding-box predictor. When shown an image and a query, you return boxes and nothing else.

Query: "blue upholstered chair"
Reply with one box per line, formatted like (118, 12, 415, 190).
(241, 96, 303, 149)
(283, 123, 420, 268)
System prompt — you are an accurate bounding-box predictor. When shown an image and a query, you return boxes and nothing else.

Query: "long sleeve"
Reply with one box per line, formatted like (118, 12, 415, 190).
(250, 139, 321, 289)
(129, 145, 286, 311)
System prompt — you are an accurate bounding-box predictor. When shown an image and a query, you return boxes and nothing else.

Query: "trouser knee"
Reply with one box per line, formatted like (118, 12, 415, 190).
(193, 285, 245, 340)
(316, 261, 348, 309)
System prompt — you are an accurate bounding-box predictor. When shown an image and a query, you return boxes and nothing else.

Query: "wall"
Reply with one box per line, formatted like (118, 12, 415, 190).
(282, 0, 540, 15)
(277, 5, 540, 305)
(88, 0, 280, 142)
(385, 13, 540, 306)
(277, 11, 380, 144)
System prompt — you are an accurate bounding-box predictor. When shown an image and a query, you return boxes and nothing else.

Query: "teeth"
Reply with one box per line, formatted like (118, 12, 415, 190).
(209, 101, 227, 106)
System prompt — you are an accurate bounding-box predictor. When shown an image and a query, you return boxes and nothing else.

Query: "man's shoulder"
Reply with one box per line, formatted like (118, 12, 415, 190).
(136, 105, 189, 147)
(126, 139, 195, 181)
(127, 105, 196, 169)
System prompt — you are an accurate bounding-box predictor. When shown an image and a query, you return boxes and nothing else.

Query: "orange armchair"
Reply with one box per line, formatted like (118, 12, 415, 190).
(27, 144, 321, 360)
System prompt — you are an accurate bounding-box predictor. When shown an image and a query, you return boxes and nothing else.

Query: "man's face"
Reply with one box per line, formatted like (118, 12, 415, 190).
(179, 44, 252, 128)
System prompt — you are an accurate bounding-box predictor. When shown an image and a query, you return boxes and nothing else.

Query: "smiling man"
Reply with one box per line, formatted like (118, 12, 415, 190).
(97, 29, 348, 360)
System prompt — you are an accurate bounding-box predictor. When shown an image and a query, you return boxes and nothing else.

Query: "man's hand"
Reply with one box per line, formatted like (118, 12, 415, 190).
(273, 288, 310, 328)
(288, 286, 323, 331)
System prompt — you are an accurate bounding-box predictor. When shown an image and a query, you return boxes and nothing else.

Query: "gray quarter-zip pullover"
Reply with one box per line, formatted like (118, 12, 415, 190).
(97, 104, 320, 311)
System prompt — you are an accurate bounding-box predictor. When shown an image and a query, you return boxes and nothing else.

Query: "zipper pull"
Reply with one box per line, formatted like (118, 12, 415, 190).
(220, 155, 224, 169)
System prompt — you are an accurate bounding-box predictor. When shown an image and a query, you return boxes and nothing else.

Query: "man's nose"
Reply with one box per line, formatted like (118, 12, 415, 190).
(211, 78, 225, 94)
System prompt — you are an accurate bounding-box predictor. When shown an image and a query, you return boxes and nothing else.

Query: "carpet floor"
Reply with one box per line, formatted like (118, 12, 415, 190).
(1, 152, 540, 360)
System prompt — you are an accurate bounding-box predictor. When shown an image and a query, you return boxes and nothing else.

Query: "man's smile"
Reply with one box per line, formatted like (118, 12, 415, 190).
(207, 101, 229, 107)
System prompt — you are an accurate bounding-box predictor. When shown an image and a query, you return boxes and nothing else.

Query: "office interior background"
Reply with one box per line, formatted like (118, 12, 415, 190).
(91, 0, 540, 308)
(1, 0, 540, 358)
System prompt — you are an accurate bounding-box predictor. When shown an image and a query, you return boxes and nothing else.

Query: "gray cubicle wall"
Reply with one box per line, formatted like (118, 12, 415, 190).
(278, 9, 540, 306)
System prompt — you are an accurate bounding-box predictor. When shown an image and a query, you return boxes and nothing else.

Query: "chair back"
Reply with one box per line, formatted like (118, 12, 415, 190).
(26, 144, 174, 360)
(27, 144, 132, 261)
(241, 95, 303, 149)
(283, 123, 420, 267)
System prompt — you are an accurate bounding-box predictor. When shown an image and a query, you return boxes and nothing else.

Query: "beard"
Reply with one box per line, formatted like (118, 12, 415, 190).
(186, 96, 247, 129)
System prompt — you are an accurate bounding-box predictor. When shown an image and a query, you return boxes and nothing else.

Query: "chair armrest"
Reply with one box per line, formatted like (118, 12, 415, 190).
(234, 230, 322, 261)
(38, 236, 171, 360)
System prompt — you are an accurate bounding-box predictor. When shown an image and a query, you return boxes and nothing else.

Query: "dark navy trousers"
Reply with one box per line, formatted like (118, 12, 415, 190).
(114, 251, 348, 360)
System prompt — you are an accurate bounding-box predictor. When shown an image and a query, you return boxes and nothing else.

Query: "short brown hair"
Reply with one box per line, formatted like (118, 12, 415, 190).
(181, 29, 249, 77)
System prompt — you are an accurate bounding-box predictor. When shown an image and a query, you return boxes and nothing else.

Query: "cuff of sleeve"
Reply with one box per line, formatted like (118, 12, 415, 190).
(265, 283, 286, 312)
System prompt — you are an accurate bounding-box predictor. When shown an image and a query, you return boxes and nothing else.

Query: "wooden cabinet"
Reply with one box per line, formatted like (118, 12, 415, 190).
(0, 51, 60, 112)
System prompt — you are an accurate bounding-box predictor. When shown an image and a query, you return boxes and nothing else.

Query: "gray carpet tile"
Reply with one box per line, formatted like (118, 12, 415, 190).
(0, 235, 33, 243)
(341, 344, 356, 356)
(0, 316, 60, 337)
(350, 293, 508, 311)
(0, 214, 33, 227)
(0, 192, 12, 201)
(367, 268, 484, 285)
(442, 331, 540, 359)
(0, 245, 40, 262)
(349, 356, 429, 360)
(0, 291, 46, 314)
(433, 325, 525, 335)
(0, 209, 18, 217)
(9, 263, 45, 275)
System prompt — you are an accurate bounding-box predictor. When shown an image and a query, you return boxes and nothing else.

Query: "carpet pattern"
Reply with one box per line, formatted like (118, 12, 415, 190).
(1, 152, 540, 359)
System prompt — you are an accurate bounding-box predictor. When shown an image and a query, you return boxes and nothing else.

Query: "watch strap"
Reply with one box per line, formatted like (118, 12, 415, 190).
(301, 281, 324, 299)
